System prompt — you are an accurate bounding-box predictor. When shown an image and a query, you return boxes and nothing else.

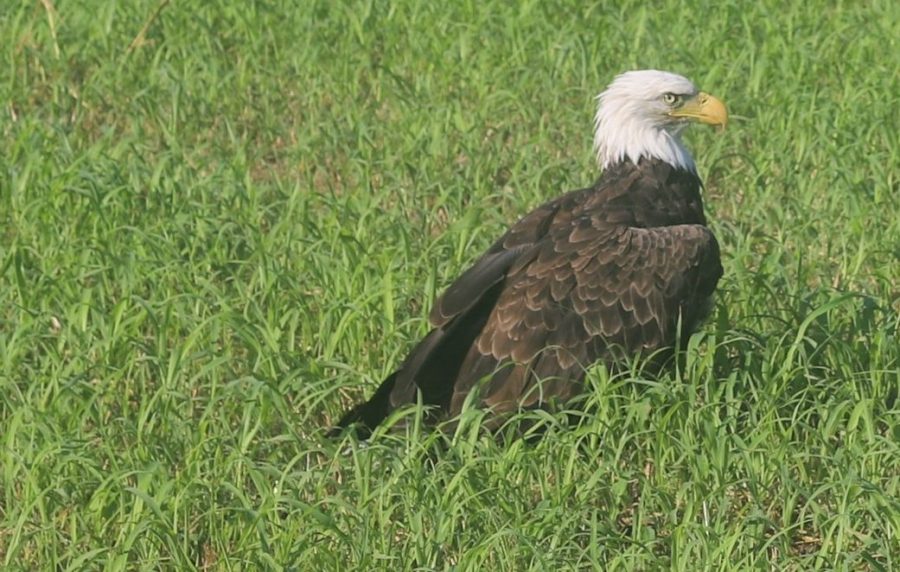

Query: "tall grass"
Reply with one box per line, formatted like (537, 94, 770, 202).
(1, 0, 897, 569)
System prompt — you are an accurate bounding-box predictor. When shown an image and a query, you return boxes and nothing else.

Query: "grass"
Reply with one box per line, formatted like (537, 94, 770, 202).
(1, 0, 898, 569)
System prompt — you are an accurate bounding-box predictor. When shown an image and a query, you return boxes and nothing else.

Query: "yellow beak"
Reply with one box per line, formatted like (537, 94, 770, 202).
(669, 92, 728, 127)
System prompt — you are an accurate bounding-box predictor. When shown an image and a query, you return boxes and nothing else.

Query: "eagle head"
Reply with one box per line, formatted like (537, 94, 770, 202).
(593, 70, 728, 172)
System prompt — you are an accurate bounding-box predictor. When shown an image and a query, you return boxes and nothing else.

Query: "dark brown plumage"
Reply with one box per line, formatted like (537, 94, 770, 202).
(331, 70, 727, 437)
(334, 157, 722, 437)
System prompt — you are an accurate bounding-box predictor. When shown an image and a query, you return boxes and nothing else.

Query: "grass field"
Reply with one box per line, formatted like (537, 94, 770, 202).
(2, 0, 899, 569)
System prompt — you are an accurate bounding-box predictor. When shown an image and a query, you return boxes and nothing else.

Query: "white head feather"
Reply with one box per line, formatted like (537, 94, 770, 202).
(593, 70, 700, 172)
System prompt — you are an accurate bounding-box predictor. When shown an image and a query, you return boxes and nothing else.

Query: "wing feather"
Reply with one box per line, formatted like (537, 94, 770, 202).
(458, 221, 721, 415)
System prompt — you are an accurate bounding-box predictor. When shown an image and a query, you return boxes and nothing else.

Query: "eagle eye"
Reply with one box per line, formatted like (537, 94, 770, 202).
(663, 93, 681, 106)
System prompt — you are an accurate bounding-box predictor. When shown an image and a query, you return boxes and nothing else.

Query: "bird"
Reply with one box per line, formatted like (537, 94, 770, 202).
(332, 70, 727, 438)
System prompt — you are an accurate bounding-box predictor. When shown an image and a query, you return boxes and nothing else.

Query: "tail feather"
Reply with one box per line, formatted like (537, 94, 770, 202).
(329, 371, 399, 438)
(330, 280, 507, 438)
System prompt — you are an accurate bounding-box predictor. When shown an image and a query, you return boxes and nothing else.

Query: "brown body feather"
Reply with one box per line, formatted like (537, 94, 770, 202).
(335, 157, 722, 436)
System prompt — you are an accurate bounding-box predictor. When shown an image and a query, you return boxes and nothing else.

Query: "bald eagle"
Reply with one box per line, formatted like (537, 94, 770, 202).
(333, 70, 727, 437)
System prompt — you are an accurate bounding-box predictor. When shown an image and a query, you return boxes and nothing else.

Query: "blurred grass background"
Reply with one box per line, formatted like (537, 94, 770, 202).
(1, 0, 898, 569)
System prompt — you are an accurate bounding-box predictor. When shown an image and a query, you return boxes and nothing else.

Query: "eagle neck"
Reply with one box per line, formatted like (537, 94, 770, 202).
(593, 114, 696, 173)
